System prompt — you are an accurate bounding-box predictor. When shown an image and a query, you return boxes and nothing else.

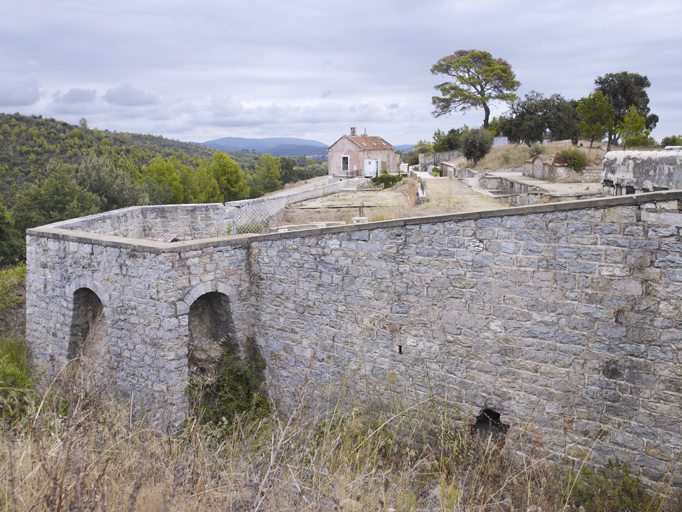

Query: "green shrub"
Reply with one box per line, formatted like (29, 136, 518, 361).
(556, 148, 588, 171)
(0, 263, 25, 312)
(661, 135, 682, 147)
(564, 458, 663, 512)
(0, 335, 33, 421)
(528, 143, 544, 157)
(371, 173, 404, 189)
(189, 338, 269, 426)
(460, 128, 493, 166)
(431, 167, 441, 177)
(235, 221, 268, 235)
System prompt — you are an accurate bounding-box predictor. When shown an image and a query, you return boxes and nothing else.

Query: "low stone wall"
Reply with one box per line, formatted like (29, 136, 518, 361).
(420, 150, 462, 172)
(552, 165, 601, 184)
(524, 157, 600, 184)
(26, 191, 682, 488)
(44, 178, 368, 240)
(524, 156, 552, 180)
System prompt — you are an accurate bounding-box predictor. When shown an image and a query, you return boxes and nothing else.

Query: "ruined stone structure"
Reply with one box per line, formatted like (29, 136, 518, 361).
(26, 191, 682, 488)
(603, 149, 682, 195)
(419, 149, 463, 174)
(524, 155, 601, 184)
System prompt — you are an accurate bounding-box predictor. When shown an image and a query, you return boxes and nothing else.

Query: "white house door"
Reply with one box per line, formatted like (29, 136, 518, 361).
(363, 158, 378, 177)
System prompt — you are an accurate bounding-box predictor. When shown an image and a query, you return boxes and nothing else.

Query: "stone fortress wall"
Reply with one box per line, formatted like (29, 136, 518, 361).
(54, 177, 368, 239)
(26, 190, 682, 488)
(602, 149, 682, 196)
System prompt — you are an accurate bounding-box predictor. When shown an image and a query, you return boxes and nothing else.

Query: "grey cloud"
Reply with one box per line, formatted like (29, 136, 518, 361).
(2, 0, 681, 146)
(0, 81, 40, 107)
(104, 84, 159, 106)
(58, 88, 97, 104)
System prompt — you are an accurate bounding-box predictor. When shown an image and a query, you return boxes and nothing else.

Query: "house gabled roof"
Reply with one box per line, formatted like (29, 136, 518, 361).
(347, 135, 394, 151)
(328, 134, 395, 151)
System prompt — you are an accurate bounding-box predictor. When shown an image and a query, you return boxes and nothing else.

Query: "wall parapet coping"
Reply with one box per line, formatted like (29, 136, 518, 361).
(36, 203, 227, 231)
(27, 189, 682, 252)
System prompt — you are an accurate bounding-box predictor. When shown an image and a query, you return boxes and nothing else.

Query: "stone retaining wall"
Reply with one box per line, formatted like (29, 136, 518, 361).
(523, 156, 601, 183)
(26, 191, 682, 488)
(420, 150, 462, 172)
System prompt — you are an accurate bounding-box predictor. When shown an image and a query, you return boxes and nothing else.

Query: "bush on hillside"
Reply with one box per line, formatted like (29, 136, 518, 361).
(460, 129, 493, 166)
(528, 142, 544, 157)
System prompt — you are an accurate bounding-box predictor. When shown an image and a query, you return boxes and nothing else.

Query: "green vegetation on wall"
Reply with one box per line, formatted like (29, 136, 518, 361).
(189, 338, 269, 426)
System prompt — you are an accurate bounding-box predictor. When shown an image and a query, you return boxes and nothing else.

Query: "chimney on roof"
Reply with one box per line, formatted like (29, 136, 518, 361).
(362, 129, 368, 137)
(350, 127, 357, 136)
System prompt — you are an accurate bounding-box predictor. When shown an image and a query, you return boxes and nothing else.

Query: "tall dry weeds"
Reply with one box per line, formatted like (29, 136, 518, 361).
(1, 353, 679, 511)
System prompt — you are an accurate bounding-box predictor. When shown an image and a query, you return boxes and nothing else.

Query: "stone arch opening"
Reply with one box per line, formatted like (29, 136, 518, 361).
(188, 292, 236, 380)
(471, 408, 509, 441)
(68, 287, 107, 361)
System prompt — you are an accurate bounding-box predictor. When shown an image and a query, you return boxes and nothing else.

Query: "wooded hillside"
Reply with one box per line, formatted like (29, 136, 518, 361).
(0, 113, 327, 266)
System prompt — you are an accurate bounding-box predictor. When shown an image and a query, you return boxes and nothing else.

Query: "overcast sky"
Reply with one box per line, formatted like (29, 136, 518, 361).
(2, 0, 681, 146)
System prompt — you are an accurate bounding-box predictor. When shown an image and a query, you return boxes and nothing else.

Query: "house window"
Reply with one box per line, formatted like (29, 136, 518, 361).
(342, 156, 349, 171)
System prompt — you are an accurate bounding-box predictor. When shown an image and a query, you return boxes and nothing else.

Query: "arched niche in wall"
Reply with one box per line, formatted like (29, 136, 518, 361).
(187, 291, 236, 380)
(68, 287, 107, 363)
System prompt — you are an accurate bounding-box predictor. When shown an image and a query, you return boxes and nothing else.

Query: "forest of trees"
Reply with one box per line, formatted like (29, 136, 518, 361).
(0, 113, 328, 266)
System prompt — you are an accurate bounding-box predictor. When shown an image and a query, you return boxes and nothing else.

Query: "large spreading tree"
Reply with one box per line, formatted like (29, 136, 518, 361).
(431, 50, 520, 129)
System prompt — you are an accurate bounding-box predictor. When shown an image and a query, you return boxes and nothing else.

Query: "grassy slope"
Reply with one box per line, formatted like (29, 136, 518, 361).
(474, 140, 608, 171)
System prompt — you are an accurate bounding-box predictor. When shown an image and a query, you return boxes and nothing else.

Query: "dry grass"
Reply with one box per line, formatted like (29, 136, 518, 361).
(2, 355, 680, 512)
(474, 140, 610, 171)
(476, 144, 534, 170)
(281, 177, 507, 226)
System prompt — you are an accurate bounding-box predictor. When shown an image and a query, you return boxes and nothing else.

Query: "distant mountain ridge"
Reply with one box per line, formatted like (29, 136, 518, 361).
(202, 136, 329, 156)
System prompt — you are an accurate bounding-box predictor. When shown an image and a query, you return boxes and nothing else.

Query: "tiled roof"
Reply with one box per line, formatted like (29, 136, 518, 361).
(347, 135, 394, 151)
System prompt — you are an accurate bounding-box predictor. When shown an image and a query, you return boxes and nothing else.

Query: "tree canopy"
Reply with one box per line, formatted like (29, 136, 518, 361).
(211, 152, 249, 202)
(576, 91, 614, 148)
(12, 170, 100, 237)
(661, 135, 682, 147)
(432, 128, 465, 153)
(73, 154, 149, 210)
(431, 50, 520, 129)
(0, 192, 21, 267)
(249, 154, 282, 197)
(595, 72, 657, 148)
(617, 106, 651, 149)
(497, 92, 578, 146)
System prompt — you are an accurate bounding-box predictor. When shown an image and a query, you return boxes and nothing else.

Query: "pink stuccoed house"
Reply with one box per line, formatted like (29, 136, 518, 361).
(328, 127, 398, 180)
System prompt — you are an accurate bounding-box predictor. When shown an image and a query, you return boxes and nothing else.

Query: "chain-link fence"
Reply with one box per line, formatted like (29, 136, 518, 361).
(229, 197, 287, 235)
(225, 178, 369, 235)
